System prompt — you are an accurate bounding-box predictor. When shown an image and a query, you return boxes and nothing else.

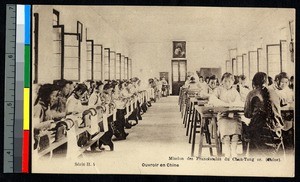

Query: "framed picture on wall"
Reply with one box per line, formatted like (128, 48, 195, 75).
(173, 41, 186, 58)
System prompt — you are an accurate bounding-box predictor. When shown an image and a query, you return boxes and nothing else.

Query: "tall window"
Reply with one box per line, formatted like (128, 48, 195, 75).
(52, 10, 62, 80)
(243, 54, 249, 79)
(236, 56, 243, 75)
(280, 40, 288, 73)
(128, 58, 132, 79)
(63, 32, 81, 81)
(248, 51, 258, 80)
(121, 55, 125, 79)
(257, 48, 267, 73)
(125, 57, 128, 79)
(116, 53, 121, 80)
(228, 48, 237, 74)
(104, 48, 110, 80)
(86, 40, 94, 80)
(267, 44, 281, 79)
(52, 10, 80, 81)
(110, 51, 116, 80)
(94, 44, 102, 80)
(225, 60, 231, 73)
(232, 58, 237, 75)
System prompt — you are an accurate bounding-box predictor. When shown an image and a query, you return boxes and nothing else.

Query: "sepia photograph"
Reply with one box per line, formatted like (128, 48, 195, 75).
(31, 5, 295, 176)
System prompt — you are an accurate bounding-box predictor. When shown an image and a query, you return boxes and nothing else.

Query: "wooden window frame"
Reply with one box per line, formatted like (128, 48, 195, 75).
(86, 39, 94, 80)
(53, 24, 81, 81)
(77, 21, 83, 42)
(116, 53, 121, 80)
(266, 44, 281, 76)
(104, 48, 110, 80)
(53, 9, 60, 26)
(94, 44, 103, 80)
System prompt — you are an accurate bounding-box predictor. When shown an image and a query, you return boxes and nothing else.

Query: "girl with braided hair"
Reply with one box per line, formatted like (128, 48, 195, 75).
(244, 72, 284, 157)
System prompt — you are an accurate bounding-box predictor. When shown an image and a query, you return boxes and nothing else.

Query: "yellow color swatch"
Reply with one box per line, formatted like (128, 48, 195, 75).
(23, 88, 30, 130)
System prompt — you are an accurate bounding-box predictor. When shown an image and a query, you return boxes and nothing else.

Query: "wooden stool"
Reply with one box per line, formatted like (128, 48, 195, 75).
(197, 116, 221, 157)
(190, 111, 201, 156)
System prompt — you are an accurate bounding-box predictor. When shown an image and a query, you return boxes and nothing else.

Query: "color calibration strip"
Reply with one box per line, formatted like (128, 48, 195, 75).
(15, 4, 30, 173)
(23, 5, 31, 173)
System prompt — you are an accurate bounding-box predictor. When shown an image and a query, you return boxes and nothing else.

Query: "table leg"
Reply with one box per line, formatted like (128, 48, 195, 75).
(204, 120, 213, 156)
(191, 112, 199, 156)
(212, 117, 221, 156)
(189, 107, 196, 143)
(186, 102, 193, 136)
(198, 117, 204, 157)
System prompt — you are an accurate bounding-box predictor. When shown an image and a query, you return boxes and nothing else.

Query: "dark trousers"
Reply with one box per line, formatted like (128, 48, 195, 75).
(114, 109, 127, 137)
(99, 115, 113, 145)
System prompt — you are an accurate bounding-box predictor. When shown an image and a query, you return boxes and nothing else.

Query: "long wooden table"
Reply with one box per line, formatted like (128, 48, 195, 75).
(191, 104, 244, 157)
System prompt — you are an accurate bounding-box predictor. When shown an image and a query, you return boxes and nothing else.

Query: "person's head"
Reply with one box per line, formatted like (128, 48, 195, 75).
(268, 76, 273, 86)
(103, 83, 113, 94)
(275, 72, 289, 90)
(208, 75, 218, 89)
(190, 76, 196, 83)
(36, 84, 60, 107)
(54, 79, 73, 97)
(252, 72, 268, 89)
(73, 84, 88, 99)
(221, 72, 235, 89)
(239, 75, 247, 86)
(199, 76, 204, 83)
(122, 81, 128, 89)
(205, 76, 209, 83)
(233, 75, 239, 85)
(127, 82, 133, 89)
(148, 78, 154, 84)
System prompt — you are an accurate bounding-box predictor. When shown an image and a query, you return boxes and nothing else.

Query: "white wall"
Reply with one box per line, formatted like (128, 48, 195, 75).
(131, 40, 233, 86)
(33, 5, 130, 83)
(33, 6, 295, 89)
(235, 9, 295, 80)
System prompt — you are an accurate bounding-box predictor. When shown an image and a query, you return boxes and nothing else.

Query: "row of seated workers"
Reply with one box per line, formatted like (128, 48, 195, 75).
(33, 77, 160, 154)
(148, 77, 170, 98)
(182, 71, 294, 157)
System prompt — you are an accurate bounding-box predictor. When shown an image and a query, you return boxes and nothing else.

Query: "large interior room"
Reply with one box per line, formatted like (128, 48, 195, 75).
(31, 5, 295, 175)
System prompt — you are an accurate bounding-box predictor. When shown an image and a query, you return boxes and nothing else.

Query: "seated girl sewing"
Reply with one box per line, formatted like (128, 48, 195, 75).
(209, 72, 244, 157)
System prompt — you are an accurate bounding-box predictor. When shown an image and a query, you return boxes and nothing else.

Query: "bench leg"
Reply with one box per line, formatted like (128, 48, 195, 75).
(189, 107, 196, 143)
(212, 118, 221, 156)
(198, 118, 205, 158)
(183, 105, 188, 126)
(191, 113, 200, 156)
(186, 103, 192, 136)
(204, 120, 213, 156)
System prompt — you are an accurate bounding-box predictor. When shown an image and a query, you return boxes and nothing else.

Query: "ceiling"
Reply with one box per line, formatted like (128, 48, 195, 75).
(88, 6, 292, 44)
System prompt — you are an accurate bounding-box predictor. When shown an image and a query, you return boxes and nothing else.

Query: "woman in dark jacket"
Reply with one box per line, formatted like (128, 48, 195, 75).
(244, 72, 284, 157)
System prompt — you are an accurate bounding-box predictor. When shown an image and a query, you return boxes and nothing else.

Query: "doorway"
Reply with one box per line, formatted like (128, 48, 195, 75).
(171, 60, 187, 95)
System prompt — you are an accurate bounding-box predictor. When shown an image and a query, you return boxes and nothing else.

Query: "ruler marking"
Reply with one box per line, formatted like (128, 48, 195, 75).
(4, 4, 16, 173)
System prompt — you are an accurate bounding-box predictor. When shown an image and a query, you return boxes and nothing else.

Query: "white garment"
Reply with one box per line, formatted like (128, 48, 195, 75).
(66, 94, 85, 114)
(268, 84, 294, 105)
